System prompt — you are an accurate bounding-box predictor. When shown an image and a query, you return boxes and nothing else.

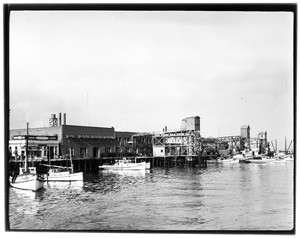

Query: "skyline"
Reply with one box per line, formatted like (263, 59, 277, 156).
(9, 10, 294, 150)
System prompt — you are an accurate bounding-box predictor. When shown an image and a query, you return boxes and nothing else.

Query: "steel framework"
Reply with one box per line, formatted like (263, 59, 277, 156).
(153, 130, 201, 157)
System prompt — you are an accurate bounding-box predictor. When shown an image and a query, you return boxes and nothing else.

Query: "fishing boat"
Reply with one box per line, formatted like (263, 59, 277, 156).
(245, 154, 277, 164)
(274, 158, 286, 163)
(261, 155, 276, 163)
(99, 158, 150, 170)
(42, 146, 83, 182)
(273, 153, 287, 163)
(247, 156, 267, 164)
(10, 166, 45, 191)
(238, 150, 255, 163)
(232, 153, 244, 160)
(219, 157, 232, 163)
(10, 116, 45, 191)
(284, 154, 294, 161)
(218, 157, 238, 163)
(43, 164, 83, 182)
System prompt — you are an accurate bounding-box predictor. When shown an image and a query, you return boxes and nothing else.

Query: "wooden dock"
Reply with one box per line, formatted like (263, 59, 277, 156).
(9, 155, 207, 175)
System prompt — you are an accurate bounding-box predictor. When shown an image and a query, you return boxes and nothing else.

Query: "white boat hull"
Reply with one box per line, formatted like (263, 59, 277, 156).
(220, 159, 233, 163)
(10, 174, 45, 191)
(219, 158, 239, 163)
(99, 162, 150, 170)
(47, 171, 83, 181)
(284, 155, 294, 161)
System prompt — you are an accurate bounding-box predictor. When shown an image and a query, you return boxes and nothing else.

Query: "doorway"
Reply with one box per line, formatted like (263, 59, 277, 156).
(93, 147, 100, 158)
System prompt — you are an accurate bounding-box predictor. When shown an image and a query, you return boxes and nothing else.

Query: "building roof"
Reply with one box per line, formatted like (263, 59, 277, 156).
(241, 125, 250, 129)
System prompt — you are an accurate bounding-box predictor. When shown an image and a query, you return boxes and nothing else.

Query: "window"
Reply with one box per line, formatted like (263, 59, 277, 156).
(66, 147, 74, 157)
(80, 147, 88, 158)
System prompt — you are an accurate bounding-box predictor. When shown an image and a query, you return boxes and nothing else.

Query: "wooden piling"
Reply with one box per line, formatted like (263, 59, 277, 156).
(151, 157, 154, 169)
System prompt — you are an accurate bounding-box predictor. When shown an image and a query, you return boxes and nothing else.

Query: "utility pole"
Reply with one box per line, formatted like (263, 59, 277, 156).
(87, 90, 90, 126)
(285, 136, 287, 154)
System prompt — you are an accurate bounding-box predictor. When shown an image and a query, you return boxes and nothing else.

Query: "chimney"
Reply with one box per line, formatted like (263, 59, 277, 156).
(59, 113, 62, 126)
(63, 113, 66, 125)
(165, 126, 167, 132)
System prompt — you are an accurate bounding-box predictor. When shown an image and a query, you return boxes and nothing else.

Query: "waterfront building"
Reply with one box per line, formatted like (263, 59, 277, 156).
(153, 116, 201, 158)
(9, 113, 270, 162)
(240, 125, 250, 139)
(132, 133, 153, 156)
(180, 116, 200, 132)
(9, 113, 119, 161)
(249, 131, 269, 155)
(115, 131, 137, 155)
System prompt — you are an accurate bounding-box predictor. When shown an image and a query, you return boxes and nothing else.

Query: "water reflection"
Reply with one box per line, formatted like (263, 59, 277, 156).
(100, 169, 150, 177)
(9, 162, 294, 231)
(46, 181, 84, 191)
(10, 187, 44, 201)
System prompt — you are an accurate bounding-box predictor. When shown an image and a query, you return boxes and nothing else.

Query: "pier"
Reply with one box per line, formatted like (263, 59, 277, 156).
(8, 114, 278, 176)
(9, 154, 208, 175)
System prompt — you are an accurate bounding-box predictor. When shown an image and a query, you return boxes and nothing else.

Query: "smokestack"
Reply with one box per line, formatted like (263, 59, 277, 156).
(63, 113, 66, 125)
(165, 126, 167, 132)
(59, 113, 62, 126)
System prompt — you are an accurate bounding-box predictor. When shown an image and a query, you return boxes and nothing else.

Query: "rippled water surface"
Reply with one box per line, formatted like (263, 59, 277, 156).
(9, 162, 294, 231)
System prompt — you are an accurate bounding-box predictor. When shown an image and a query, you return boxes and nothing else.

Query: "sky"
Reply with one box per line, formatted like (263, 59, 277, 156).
(9, 10, 294, 150)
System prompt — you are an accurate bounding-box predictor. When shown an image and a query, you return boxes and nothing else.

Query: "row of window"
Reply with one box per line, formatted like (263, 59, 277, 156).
(66, 147, 112, 158)
(135, 138, 152, 144)
(115, 137, 131, 142)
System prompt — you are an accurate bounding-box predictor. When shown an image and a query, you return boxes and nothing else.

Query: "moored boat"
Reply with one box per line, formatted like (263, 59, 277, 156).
(99, 158, 150, 170)
(218, 157, 239, 163)
(10, 116, 45, 192)
(247, 156, 267, 164)
(284, 154, 294, 161)
(44, 165, 83, 182)
(10, 167, 45, 191)
(220, 158, 233, 163)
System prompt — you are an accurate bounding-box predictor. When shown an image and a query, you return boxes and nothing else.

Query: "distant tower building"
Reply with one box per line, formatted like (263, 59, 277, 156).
(258, 131, 267, 141)
(240, 125, 250, 139)
(180, 116, 200, 132)
(49, 114, 58, 127)
(258, 131, 268, 154)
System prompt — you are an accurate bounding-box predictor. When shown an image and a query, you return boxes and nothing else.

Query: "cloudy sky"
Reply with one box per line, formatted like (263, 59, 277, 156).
(9, 10, 294, 149)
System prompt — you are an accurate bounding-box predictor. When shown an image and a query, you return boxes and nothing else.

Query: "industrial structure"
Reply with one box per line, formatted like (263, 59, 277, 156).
(152, 116, 201, 158)
(9, 113, 271, 168)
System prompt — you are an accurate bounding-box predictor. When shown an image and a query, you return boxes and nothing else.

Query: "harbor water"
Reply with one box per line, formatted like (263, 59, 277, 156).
(8, 161, 294, 231)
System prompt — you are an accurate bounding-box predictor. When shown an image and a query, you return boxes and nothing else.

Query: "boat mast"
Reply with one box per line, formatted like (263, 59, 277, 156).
(25, 111, 29, 172)
(285, 136, 287, 155)
(287, 140, 293, 154)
